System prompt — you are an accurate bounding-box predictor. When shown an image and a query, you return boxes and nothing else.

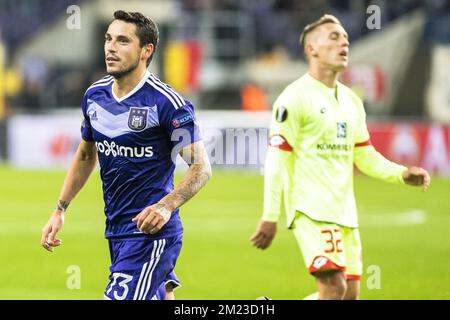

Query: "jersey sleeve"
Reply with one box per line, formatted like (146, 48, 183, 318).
(262, 90, 300, 222)
(352, 95, 406, 184)
(353, 95, 371, 145)
(80, 94, 93, 141)
(159, 100, 202, 150)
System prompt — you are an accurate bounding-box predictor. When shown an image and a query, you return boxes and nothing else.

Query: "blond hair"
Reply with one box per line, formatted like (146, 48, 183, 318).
(299, 14, 342, 50)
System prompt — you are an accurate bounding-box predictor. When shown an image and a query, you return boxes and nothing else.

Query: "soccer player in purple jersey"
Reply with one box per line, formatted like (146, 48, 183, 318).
(41, 10, 211, 300)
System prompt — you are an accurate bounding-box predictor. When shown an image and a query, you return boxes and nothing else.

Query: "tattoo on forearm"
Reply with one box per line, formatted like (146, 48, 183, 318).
(174, 166, 211, 204)
(165, 143, 211, 209)
(56, 199, 70, 212)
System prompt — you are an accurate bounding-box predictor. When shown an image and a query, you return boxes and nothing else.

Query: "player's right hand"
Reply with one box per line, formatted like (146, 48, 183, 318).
(250, 220, 277, 250)
(402, 166, 431, 192)
(132, 203, 172, 235)
(41, 211, 64, 252)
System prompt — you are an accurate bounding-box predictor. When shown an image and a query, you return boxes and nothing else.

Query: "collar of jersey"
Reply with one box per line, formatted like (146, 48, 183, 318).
(111, 70, 151, 103)
(305, 72, 341, 90)
(305, 72, 340, 102)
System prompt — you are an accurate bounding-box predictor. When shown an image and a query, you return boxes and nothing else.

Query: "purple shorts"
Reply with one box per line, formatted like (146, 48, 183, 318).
(104, 233, 182, 300)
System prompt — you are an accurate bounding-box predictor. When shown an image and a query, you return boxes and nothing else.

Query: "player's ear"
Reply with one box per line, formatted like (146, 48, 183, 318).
(141, 43, 154, 63)
(305, 43, 318, 58)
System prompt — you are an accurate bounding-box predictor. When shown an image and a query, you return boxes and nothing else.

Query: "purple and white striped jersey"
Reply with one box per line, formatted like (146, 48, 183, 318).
(81, 71, 201, 239)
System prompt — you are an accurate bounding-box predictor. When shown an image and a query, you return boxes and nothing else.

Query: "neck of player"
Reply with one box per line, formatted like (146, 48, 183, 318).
(308, 63, 340, 88)
(113, 66, 147, 99)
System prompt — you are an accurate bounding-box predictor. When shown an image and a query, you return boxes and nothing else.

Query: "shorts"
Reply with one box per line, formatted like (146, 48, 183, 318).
(104, 233, 183, 300)
(292, 212, 362, 280)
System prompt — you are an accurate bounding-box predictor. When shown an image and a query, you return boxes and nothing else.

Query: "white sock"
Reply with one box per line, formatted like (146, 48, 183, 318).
(303, 292, 319, 300)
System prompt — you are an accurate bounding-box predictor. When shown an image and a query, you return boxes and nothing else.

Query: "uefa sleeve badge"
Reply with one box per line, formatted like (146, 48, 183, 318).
(275, 106, 288, 123)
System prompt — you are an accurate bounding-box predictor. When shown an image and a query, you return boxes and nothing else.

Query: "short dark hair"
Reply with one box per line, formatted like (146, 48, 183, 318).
(113, 10, 159, 66)
(299, 14, 342, 50)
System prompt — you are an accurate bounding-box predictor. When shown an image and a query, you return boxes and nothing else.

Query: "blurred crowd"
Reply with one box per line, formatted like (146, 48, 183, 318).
(0, 0, 81, 51)
(1, 0, 449, 112)
(176, 0, 450, 59)
(8, 60, 107, 112)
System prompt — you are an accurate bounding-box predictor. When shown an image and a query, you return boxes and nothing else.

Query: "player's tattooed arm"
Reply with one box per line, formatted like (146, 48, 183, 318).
(55, 199, 70, 213)
(160, 141, 212, 212)
(133, 141, 211, 234)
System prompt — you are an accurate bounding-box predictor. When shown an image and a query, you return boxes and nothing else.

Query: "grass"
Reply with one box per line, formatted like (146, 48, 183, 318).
(0, 165, 449, 299)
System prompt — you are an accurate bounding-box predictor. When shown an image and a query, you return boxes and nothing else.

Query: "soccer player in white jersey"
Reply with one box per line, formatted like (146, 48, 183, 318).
(41, 10, 211, 300)
(250, 14, 430, 300)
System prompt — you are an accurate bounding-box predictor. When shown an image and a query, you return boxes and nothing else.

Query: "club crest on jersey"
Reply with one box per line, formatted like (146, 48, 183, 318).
(337, 122, 347, 138)
(128, 107, 148, 131)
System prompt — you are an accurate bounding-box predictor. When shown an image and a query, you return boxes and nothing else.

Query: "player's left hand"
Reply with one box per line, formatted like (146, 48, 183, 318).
(132, 203, 172, 234)
(250, 220, 277, 249)
(402, 166, 431, 192)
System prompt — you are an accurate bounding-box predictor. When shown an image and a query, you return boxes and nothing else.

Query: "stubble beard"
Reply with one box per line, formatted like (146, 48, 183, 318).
(107, 59, 140, 79)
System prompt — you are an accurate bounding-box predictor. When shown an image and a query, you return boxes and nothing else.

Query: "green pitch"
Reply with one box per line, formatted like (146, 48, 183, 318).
(0, 165, 449, 299)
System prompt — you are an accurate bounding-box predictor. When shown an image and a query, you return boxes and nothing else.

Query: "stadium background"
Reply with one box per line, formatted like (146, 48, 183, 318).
(0, 0, 449, 299)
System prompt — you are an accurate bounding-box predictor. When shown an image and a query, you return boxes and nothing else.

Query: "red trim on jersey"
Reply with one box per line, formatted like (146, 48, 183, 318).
(268, 134, 293, 152)
(355, 139, 372, 147)
(309, 256, 346, 274)
(346, 274, 362, 280)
